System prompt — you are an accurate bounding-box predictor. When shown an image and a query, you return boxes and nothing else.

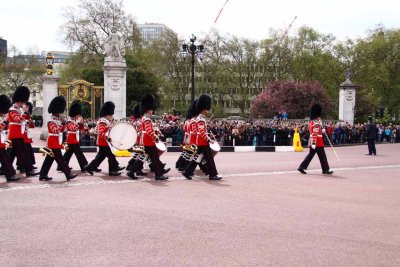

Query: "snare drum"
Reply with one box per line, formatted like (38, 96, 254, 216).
(155, 141, 167, 156)
(108, 122, 137, 150)
(209, 141, 221, 156)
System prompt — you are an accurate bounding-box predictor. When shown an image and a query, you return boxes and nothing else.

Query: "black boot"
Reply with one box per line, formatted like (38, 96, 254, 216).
(6, 175, 20, 182)
(155, 175, 168, 180)
(66, 173, 77, 181)
(127, 171, 137, 179)
(26, 171, 39, 177)
(83, 165, 93, 176)
(182, 161, 197, 178)
(109, 171, 122, 176)
(39, 176, 53, 181)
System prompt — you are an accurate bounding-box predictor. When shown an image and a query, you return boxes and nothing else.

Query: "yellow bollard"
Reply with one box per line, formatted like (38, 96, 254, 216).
(293, 128, 303, 152)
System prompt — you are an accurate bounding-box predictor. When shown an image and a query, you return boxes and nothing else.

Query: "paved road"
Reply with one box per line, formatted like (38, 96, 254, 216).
(1, 144, 399, 266)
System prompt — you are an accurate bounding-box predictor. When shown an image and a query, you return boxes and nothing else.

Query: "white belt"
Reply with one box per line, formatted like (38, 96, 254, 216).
(9, 122, 22, 125)
(67, 131, 77, 134)
(49, 133, 61, 136)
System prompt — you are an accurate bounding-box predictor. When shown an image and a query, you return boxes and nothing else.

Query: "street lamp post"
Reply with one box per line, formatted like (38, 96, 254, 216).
(181, 35, 204, 103)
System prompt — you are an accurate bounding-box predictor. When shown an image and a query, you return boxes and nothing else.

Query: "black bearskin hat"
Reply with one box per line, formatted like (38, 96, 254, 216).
(26, 101, 33, 115)
(48, 96, 66, 114)
(12, 86, 30, 103)
(310, 104, 322, 120)
(132, 104, 141, 119)
(139, 94, 156, 114)
(0, 95, 12, 114)
(196, 94, 212, 112)
(368, 116, 373, 122)
(99, 101, 115, 117)
(69, 101, 82, 117)
(186, 100, 199, 119)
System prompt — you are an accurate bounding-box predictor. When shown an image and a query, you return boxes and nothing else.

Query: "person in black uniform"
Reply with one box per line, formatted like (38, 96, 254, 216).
(365, 116, 377, 156)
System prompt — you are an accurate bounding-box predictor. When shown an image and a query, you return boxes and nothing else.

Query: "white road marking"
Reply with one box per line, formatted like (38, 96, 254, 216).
(1, 164, 399, 192)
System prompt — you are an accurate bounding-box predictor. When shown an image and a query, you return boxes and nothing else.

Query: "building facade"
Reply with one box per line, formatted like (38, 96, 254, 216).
(138, 23, 177, 45)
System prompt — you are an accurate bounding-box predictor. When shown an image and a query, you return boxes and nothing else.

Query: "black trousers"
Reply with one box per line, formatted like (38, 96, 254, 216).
(40, 149, 71, 177)
(86, 146, 119, 172)
(299, 147, 330, 172)
(197, 146, 218, 177)
(10, 138, 33, 172)
(145, 146, 163, 177)
(367, 139, 376, 155)
(63, 144, 88, 170)
(0, 148, 16, 178)
(14, 143, 36, 170)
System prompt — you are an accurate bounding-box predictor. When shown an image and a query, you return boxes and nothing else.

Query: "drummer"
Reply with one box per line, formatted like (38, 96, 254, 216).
(183, 94, 221, 180)
(139, 94, 168, 180)
(83, 101, 124, 176)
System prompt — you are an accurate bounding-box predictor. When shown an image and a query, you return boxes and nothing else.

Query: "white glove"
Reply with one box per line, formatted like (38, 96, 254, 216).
(311, 145, 316, 149)
(322, 128, 326, 134)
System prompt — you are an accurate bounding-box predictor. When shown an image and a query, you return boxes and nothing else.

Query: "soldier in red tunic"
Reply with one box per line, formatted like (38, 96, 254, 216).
(83, 101, 123, 176)
(39, 96, 77, 181)
(183, 95, 221, 180)
(0, 95, 19, 182)
(298, 104, 333, 175)
(8, 86, 38, 177)
(139, 94, 168, 180)
(61, 101, 88, 172)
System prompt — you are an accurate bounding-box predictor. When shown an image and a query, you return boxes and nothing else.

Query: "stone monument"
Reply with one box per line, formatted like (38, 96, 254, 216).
(103, 33, 127, 119)
(40, 74, 60, 139)
(338, 70, 359, 126)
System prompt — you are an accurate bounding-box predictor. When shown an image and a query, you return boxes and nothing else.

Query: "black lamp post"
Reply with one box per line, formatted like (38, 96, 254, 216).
(181, 35, 204, 103)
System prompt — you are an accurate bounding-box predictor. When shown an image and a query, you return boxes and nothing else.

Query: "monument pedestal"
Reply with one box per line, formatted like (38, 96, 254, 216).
(338, 71, 358, 126)
(103, 59, 127, 119)
(40, 75, 60, 140)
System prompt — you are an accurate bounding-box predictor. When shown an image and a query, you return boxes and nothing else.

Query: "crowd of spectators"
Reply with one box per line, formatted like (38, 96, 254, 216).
(75, 112, 400, 147)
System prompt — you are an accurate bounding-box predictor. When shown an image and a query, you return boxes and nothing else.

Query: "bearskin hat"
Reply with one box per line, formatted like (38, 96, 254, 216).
(26, 101, 33, 115)
(186, 100, 199, 119)
(69, 101, 82, 117)
(99, 101, 115, 117)
(310, 104, 322, 120)
(139, 94, 156, 114)
(12, 86, 30, 103)
(132, 104, 141, 119)
(196, 94, 212, 112)
(48, 96, 66, 114)
(368, 116, 373, 122)
(0, 95, 12, 114)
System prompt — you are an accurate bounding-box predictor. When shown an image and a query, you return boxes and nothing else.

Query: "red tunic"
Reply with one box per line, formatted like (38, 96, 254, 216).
(66, 119, 83, 144)
(140, 116, 157, 146)
(196, 115, 210, 146)
(309, 120, 324, 148)
(96, 118, 111, 147)
(23, 113, 35, 144)
(7, 105, 26, 139)
(189, 118, 198, 145)
(0, 119, 7, 149)
(47, 117, 64, 149)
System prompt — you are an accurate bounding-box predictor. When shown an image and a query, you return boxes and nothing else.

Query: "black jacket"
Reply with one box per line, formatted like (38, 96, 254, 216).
(366, 123, 377, 140)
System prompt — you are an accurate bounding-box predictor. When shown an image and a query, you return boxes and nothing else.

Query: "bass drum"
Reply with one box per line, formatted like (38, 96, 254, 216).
(108, 122, 137, 150)
(156, 141, 167, 156)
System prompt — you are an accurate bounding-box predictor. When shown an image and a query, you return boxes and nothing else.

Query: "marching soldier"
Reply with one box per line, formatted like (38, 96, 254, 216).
(83, 101, 123, 176)
(8, 86, 38, 177)
(39, 96, 77, 181)
(61, 101, 89, 171)
(297, 104, 333, 175)
(126, 104, 148, 179)
(183, 95, 221, 180)
(0, 95, 19, 182)
(139, 94, 168, 180)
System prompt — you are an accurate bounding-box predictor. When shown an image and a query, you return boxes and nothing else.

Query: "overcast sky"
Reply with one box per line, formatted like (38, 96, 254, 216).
(1, 0, 399, 54)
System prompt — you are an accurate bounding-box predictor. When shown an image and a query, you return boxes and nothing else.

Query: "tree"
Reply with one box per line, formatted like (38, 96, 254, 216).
(251, 80, 332, 119)
(61, 0, 141, 55)
(0, 46, 43, 96)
